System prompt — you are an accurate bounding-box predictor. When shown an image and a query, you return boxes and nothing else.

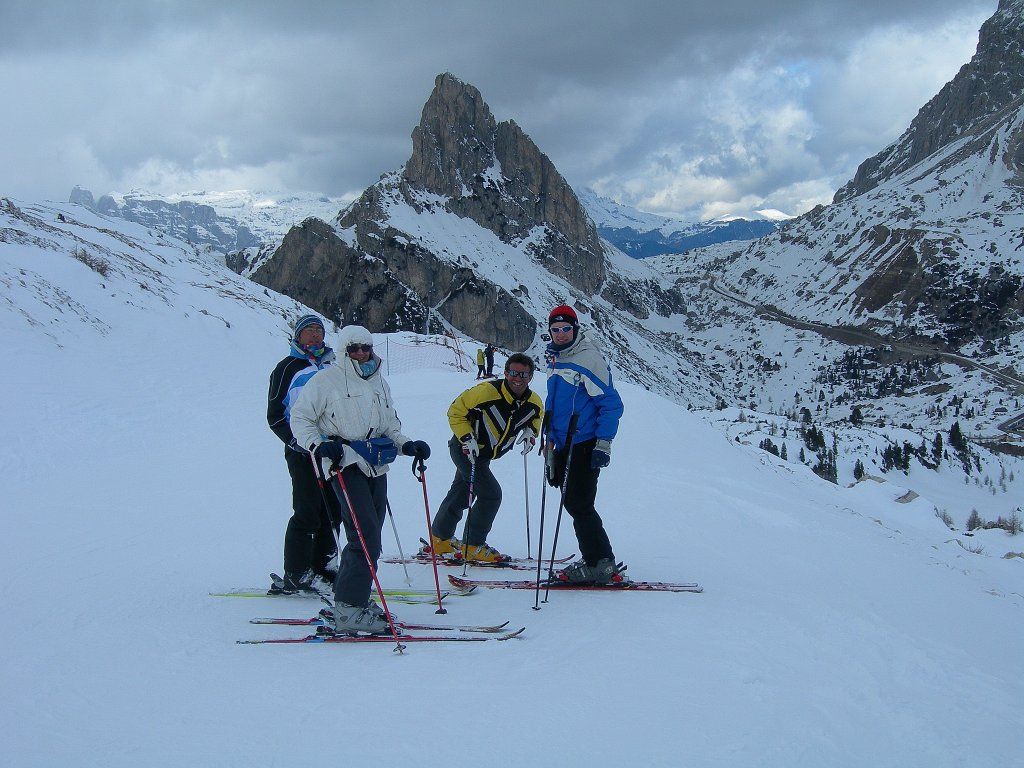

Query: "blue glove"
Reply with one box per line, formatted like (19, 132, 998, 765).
(314, 440, 345, 466)
(402, 440, 431, 460)
(591, 439, 612, 469)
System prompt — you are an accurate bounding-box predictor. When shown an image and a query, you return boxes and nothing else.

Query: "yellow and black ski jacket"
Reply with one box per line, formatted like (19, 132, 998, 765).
(447, 380, 544, 461)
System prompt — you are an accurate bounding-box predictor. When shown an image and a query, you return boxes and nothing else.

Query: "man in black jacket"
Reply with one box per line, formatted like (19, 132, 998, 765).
(266, 314, 338, 592)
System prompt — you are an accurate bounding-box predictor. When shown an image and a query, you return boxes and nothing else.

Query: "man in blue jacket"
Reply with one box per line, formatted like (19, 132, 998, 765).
(543, 304, 626, 584)
(266, 314, 338, 593)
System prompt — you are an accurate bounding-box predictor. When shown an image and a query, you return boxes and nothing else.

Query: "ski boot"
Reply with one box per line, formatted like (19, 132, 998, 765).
(461, 543, 511, 564)
(268, 570, 318, 595)
(551, 558, 626, 585)
(419, 534, 464, 558)
(311, 563, 338, 592)
(320, 601, 391, 635)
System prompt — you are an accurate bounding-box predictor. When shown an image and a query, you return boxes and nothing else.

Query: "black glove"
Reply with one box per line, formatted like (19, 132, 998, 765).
(402, 440, 431, 460)
(591, 439, 612, 469)
(314, 440, 345, 466)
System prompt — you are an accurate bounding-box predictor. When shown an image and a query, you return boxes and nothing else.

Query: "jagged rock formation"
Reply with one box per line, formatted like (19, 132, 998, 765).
(252, 73, 687, 363)
(69, 186, 261, 252)
(402, 75, 606, 293)
(835, 0, 1024, 202)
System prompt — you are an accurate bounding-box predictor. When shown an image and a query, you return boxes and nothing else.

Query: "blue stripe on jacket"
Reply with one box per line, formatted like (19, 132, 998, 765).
(544, 340, 623, 449)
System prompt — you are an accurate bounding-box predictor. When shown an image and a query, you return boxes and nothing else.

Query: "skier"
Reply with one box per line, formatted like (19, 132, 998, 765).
(289, 325, 431, 634)
(424, 353, 543, 562)
(484, 343, 496, 377)
(542, 305, 626, 584)
(476, 346, 486, 379)
(266, 314, 339, 593)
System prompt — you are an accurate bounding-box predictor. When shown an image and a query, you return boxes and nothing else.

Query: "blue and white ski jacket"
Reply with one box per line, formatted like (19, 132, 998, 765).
(544, 329, 624, 450)
(267, 341, 335, 447)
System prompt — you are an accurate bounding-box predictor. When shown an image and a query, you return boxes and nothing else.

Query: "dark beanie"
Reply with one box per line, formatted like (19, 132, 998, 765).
(293, 314, 325, 338)
(548, 304, 578, 326)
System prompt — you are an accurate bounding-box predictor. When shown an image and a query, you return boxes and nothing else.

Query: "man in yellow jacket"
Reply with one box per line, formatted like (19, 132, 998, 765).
(425, 353, 543, 562)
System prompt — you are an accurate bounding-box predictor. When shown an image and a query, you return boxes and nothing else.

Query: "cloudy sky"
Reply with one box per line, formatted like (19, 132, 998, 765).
(0, 0, 996, 220)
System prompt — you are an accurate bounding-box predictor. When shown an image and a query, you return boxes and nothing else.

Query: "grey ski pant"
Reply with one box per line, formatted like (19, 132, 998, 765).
(329, 465, 388, 606)
(431, 436, 502, 546)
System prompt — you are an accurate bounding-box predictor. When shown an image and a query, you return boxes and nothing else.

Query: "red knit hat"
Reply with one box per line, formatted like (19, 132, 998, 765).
(548, 304, 578, 326)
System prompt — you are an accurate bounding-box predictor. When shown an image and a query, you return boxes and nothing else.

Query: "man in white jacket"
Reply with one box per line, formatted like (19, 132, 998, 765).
(289, 325, 430, 634)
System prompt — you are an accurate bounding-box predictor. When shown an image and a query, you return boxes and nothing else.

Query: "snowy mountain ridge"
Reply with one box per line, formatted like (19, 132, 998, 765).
(577, 187, 786, 258)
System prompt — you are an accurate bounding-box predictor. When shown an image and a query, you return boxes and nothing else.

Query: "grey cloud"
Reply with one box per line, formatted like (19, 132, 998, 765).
(0, 0, 998, 217)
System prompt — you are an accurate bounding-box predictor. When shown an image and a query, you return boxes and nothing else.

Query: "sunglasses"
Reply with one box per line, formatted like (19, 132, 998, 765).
(549, 324, 574, 334)
(505, 368, 532, 379)
(346, 344, 373, 354)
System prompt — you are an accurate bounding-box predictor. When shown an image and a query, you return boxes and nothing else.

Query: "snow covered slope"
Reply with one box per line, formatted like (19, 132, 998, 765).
(1, 197, 1021, 767)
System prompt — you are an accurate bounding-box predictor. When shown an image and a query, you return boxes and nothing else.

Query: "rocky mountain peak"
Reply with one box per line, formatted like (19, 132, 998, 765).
(253, 72, 689, 390)
(392, 72, 605, 293)
(404, 73, 498, 197)
(835, 0, 1024, 202)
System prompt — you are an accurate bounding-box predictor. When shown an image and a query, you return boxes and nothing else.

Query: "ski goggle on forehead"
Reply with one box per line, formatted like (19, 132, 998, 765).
(346, 343, 373, 354)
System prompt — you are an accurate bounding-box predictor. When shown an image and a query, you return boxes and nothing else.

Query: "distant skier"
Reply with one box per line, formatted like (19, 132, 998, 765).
(423, 353, 543, 563)
(476, 346, 486, 379)
(542, 305, 626, 584)
(289, 325, 431, 634)
(266, 314, 338, 593)
(485, 343, 496, 377)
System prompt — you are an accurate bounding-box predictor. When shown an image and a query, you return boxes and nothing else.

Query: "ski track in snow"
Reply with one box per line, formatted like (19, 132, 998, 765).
(0, 200, 1022, 767)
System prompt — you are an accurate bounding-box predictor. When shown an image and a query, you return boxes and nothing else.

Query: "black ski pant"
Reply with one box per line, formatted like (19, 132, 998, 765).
(283, 448, 339, 576)
(330, 465, 388, 606)
(553, 438, 614, 565)
(431, 436, 502, 546)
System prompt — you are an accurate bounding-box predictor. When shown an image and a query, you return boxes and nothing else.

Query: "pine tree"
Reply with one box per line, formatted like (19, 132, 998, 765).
(966, 509, 983, 531)
(849, 405, 864, 426)
(950, 421, 966, 451)
(853, 459, 865, 480)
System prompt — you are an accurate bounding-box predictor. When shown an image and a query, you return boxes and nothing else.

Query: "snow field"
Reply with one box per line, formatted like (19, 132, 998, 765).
(1, 199, 1021, 767)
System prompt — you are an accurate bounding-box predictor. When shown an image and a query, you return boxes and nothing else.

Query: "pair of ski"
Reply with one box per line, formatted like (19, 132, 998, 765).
(446, 575, 704, 593)
(241, 613, 524, 645)
(210, 576, 477, 606)
(382, 548, 575, 571)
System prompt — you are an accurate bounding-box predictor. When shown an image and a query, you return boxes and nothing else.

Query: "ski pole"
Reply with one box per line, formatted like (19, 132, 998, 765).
(533, 411, 552, 610)
(413, 457, 446, 614)
(532, 456, 548, 610)
(543, 413, 579, 604)
(309, 453, 344, 570)
(460, 455, 477, 577)
(332, 467, 405, 653)
(523, 449, 531, 560)
(385, 499, 412, 586)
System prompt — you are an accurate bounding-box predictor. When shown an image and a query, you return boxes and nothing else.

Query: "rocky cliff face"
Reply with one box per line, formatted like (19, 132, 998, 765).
(835, 0, 1024, 202)
(400, 76, 605, 293)
(252, 73, 685, 360)
(69, 186, 261, 252)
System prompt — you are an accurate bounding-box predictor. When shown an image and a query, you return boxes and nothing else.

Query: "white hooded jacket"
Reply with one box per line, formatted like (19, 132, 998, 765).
(289, 325, 410, 477)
